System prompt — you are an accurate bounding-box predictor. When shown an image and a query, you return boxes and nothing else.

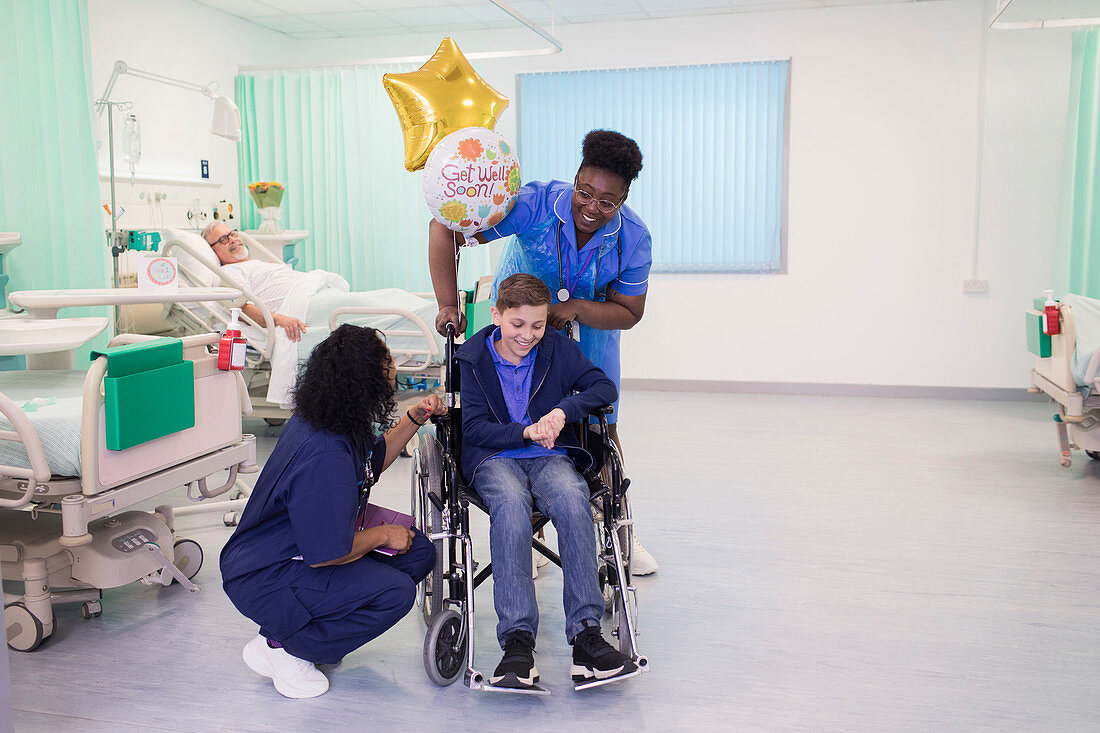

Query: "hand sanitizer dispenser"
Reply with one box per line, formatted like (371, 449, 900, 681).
(217, 308, 247, 371)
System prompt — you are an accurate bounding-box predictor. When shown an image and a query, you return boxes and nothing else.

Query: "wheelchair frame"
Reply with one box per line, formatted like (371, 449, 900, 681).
(411, 326, 649, 693)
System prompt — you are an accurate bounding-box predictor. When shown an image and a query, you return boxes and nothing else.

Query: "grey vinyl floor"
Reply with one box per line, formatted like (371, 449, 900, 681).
(6, 390, 1100, 732)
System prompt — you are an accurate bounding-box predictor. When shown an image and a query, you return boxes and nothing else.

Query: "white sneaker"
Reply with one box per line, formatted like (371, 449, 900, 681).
(243, 635, 329, 699)
(532, 549, 550, 579)
(631, 535, 658, 576)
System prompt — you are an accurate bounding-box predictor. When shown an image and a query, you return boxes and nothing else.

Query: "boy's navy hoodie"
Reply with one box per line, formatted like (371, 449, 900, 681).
(456, 324, 617, 483)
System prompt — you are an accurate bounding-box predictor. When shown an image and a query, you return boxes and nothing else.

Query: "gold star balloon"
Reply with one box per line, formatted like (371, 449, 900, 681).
(383, 38, 510, 172)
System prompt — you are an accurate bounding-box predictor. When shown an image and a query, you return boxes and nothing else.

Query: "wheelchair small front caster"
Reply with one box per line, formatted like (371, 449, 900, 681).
(80, 600, 103, 620)
(424, 609, 466, 686)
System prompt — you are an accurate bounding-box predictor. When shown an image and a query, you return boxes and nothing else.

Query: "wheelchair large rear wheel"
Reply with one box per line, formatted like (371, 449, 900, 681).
(415, 433, 445, 626)
(424, 609, 466, 686)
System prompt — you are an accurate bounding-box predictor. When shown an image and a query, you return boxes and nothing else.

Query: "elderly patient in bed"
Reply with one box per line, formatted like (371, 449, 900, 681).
(202, 222, 326, 342)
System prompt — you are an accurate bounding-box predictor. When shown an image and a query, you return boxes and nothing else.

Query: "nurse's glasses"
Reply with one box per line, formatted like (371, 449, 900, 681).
(573, 185, 626, 214)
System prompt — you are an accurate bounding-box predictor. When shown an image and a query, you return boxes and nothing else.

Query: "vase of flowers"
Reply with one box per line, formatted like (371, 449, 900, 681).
(248, 181, 285, 234)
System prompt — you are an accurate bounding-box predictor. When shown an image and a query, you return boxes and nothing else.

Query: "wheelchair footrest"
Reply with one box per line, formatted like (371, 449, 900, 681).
(573, 663, 648, 691)
(474, 680, 551, 696)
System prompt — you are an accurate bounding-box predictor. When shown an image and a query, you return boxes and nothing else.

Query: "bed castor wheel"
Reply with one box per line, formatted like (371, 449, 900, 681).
(173, 539, 204, 581)
(80, 600, 102, 620)
(5, 602, 44, 652)
(223, 511, 239, 527)
(424, 609, 466, 687)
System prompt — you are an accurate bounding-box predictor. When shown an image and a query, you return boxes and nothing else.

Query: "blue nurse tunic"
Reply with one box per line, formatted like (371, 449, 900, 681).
(220, 415, 435, 665)
(484, 180, 653, 421)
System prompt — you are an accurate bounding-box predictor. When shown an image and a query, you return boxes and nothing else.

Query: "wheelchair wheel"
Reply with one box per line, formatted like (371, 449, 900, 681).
(416, 433, 445, 626)
(423, 609, 466, 686)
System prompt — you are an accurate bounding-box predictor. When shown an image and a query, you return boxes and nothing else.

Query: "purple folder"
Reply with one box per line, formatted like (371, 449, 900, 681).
(356, 503, 415, 556)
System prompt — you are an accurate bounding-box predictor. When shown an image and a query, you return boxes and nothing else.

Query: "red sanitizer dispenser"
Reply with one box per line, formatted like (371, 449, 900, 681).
(218, 307, 247, 371)
(1043, 290, 1061, 336)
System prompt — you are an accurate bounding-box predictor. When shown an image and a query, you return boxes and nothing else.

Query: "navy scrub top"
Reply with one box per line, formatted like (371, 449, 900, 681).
(221, 415, 386, 581)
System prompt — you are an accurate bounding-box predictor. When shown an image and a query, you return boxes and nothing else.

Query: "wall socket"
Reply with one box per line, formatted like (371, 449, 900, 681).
(963, 278, 989, 294)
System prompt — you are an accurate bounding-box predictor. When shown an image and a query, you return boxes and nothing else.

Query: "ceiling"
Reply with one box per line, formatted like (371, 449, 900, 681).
(189, 0, 936, 40)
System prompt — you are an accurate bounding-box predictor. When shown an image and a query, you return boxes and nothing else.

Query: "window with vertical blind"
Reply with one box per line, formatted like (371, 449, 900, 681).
(517, 60, 789, 273)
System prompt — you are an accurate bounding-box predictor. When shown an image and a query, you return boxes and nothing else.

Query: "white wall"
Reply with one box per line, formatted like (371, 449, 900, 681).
(286, 0, 1070, 390)
(86, 0, 291, 217)
(89, 0, 1071, 390)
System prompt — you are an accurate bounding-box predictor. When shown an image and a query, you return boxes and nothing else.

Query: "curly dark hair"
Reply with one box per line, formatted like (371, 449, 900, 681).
(579, 129, 643, 184)
(291, 324, 396, 451)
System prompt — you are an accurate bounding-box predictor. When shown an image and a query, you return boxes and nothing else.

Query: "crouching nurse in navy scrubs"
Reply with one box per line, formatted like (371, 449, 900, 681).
(220, 324, 442, 699)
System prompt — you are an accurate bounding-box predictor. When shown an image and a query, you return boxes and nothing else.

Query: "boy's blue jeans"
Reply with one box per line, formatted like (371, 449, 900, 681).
(473, 455, 604, 648)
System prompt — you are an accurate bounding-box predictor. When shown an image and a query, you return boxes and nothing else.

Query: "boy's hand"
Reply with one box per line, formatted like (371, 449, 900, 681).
(530, 408, 567, 449)
(523, 423, 555, 449)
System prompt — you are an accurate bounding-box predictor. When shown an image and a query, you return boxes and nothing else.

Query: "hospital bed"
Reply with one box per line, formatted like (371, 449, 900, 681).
(1027, 293, 1100, 467)
(156, 228, 446, 422)
(1, 290, 256, 651)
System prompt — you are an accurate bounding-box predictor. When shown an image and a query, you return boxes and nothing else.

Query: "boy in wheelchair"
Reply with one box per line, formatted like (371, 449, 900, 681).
(456, 273, 637, 689)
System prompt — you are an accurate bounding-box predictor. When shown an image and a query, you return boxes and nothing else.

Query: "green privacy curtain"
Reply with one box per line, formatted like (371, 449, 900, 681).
(1062, 30, 1100, 298)
(236, 65, 494, 292)
(0, 0, 106, 294)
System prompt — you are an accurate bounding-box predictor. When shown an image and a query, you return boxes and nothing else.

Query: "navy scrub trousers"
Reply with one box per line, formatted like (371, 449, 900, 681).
(221, 416, 436, 665)
(226, 535, 435, 665)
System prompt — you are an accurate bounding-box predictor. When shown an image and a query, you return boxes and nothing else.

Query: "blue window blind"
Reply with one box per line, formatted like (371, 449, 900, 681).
(518, 61, 789, 273)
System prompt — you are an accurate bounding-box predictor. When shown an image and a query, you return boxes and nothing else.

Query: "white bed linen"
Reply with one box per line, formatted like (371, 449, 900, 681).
(1064, 293, 1100, 388)
(0, 370, 86, 477)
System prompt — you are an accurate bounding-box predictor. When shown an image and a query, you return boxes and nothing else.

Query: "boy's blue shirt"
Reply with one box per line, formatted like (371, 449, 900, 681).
(484, 327, 567, 462)
(455, 324, 617, 482)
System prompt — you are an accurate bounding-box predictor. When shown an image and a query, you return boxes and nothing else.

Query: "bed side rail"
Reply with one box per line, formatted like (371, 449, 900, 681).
(0, 390, 52, 508)
(108, 333, 254, 416)
(329, 305, 441, 368)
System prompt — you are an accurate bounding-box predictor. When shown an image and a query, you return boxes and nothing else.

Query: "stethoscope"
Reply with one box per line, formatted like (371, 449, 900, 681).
(354, 443, 375, 531)
(554, 218, 622, 303)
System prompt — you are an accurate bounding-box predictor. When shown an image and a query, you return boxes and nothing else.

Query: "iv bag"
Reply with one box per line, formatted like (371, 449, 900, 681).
(123, 114, 141, 166)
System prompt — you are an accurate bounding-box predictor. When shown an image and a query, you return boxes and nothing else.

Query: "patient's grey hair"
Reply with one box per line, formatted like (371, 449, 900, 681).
(200, 222, 219, 243)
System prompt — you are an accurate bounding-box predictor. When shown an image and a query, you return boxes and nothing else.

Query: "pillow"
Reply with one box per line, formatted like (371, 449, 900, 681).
(162, 227, 221, 287)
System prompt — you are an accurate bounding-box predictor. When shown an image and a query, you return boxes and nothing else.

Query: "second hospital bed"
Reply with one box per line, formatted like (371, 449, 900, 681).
(1027, 292, 1100, 467)
(155, 228, 446, 421)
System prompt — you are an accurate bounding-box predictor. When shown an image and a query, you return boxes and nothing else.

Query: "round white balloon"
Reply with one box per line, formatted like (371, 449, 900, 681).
(423, 127, 520, 241)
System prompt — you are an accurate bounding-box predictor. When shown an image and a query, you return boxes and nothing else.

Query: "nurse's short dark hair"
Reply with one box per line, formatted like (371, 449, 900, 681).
(580, 130, 643, 184)
(292, 324, 396, 446)
(496, 273, 551, 312)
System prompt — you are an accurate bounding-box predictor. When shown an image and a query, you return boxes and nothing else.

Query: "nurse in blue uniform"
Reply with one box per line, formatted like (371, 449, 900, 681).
(427, 129, 658, 575)
(221, 324, 443, 699)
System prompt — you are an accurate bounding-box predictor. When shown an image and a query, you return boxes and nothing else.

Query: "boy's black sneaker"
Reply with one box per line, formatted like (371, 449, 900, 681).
(570, 626, 636, 682)
(490, 629, 539, 688)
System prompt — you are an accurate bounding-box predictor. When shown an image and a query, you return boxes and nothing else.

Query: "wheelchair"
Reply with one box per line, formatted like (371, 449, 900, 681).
(410, 325, 649, 694)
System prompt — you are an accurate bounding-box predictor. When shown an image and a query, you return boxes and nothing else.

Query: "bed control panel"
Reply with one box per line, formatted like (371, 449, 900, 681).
(111, 528, 157, 553)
